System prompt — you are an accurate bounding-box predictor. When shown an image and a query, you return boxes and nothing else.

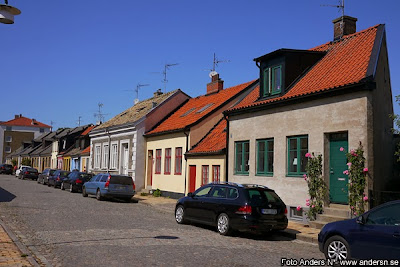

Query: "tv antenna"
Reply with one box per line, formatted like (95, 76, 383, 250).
(50, 121, 56, 131)
(93, 103, 107, 124)
(77, 116, 83, 126)
(321, 0, 345, 17)
(123, 83, 150, 103)
(206, 53, 230, 77)
(162, 63, 179, 93)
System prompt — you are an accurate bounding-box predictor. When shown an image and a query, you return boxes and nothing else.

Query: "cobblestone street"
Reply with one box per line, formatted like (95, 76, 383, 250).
(0, 174, 324, 266)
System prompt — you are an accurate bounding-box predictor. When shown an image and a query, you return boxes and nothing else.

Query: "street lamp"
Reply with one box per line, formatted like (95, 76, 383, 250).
(0, 0, 21, 24)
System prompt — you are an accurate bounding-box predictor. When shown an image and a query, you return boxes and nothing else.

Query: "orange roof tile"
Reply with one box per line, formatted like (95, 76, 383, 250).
(230, 25, 380, 111)
(81, 125, 96, 136)
(81, 146, 90, 155)
(188, 119, 227, 154)
(0, 116, 51, 128)
(147, 80, 255, 135)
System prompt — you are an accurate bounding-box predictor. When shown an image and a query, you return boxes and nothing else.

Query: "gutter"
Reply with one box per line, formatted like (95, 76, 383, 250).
(224, 114, 229, 182)
(183, 128, 190, 196)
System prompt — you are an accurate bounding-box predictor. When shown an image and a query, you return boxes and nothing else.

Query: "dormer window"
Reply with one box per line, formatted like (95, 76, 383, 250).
(263, 65, 282, 97)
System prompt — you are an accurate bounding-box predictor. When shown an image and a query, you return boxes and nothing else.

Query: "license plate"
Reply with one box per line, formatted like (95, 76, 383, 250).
(261, 209, 277, 215)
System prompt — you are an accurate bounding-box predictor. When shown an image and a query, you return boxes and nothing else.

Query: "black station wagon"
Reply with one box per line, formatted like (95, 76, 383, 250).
(175, 182, 288, 235)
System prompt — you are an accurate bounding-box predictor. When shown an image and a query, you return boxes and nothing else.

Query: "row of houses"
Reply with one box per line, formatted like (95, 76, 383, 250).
(4, 15, 397, 221)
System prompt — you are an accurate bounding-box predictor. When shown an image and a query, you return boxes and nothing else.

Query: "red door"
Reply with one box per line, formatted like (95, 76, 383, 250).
(189, 165, 196, 193)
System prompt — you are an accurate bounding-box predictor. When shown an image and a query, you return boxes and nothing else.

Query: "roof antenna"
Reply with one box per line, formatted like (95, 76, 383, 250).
(321, 0, 344, 16)
(94, 103, 107, 125)
(206, 53, 230, 77)
(135, 83, 149, 104)
(162, 63, 178, 93)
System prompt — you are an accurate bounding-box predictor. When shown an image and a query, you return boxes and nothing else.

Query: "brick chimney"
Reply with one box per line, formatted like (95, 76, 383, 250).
(14, 114, 19, 119)
(333, 16, 357, 41)
(206, 73, 224, 95)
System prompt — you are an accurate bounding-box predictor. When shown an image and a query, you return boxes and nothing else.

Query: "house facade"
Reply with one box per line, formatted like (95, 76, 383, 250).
(0, 114, 51, 164)
(89, 89, 190, 191)
(225, 17, 393, 221)
(145, 77, 257, 198)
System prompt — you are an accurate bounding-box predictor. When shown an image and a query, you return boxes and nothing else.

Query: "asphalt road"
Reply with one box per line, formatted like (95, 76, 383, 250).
(0, 174, 324, 266)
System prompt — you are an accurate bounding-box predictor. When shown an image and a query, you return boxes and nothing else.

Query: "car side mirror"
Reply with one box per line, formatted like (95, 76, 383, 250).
(356, 215, 365, 225)
(187, 192, 194, 197)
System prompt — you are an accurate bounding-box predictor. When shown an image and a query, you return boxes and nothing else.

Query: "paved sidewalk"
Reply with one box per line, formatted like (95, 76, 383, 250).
(0, 224, 32, 267)
(134, 194, 320, 244)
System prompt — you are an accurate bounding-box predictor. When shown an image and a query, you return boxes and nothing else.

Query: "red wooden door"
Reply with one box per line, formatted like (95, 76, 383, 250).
(189, 165, 196, 193)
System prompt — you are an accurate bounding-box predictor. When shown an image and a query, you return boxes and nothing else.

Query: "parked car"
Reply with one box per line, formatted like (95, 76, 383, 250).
(18, 167, 39, 180)
(175, 182, 288, 236)
(48, 170, 70, 188)
(318, 200, 400, 262)
(0, 164, 13, 175)
(61, 172, 93, 193)
(82, 173, 135, 202)
(37, 168, 56, 185)
(15, 165, 30, 177)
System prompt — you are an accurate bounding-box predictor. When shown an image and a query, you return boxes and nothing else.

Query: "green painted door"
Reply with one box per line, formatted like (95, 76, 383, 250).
(329, 137, 349, 204)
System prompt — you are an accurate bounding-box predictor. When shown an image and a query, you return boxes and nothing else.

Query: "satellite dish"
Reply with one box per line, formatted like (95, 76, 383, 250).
(209, 71, 218, 78)
(0, 4, 21, 24)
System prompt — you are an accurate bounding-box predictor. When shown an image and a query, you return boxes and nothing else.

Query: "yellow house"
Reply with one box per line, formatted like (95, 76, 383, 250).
(145, 76, 256, 198)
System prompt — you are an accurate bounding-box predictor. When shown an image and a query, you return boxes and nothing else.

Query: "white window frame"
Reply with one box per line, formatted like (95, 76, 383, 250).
(110, 142, 118, 170)
(94, 145, 101, 169)
(5, 146, 11, 153)
(102, 143, 109, 170)
(5, 136, 12, 142)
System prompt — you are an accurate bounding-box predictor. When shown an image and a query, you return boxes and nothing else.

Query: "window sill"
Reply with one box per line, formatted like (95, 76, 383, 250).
(234, 172, 249, 176)
(286, 174, 306, 178)
(174, 172, 182, 175)
(255, 173, 273, 177)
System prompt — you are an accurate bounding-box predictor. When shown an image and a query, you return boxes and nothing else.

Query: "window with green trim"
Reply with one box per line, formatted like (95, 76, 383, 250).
(256, 139, 274, 175)
(287, 136, 308, 176)
(235, 141, 249, 175)
(262, 65, 282, 96)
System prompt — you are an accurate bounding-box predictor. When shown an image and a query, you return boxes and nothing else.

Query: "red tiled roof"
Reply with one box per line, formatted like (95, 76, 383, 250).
(81, 146, 90, 155)
(0, 116, 51, 128)
(147, 80, 255, 135)
(230, 25, 380, 111)
(188, 119, 227, 154)
(81, 125, 96, 136)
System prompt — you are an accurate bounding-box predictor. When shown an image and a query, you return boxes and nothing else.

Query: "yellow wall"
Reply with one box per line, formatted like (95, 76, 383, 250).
(63, 157, 71, 171)
(186, 155, 225, 192)
(146, 132, 188, 194)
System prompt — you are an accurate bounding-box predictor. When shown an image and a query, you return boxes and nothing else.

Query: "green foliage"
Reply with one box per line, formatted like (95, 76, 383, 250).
(390, 95, 400, 161)
(11, 159, 17, 167)
(305, 153, 327, 221)
(21, 158, 31, 166)
(345, 142, 368, 216)
(152, 188, 161, 197)
(140, 192, 148, 196)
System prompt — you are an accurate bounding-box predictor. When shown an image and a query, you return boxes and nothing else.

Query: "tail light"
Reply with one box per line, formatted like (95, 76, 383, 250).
(284, 207, 288, 215)
(104, 175, 111, 189)
(132, 182, 136, 191)
(235, 205, 252, 215)
(56, 175, 60, 181)
(76, 179, 82, 184)
(25, 171, 29, 175)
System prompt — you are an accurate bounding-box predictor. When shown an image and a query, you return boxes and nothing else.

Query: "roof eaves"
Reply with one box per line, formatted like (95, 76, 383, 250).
(366, 24, 385, 79)
(185, 149, 226, 157)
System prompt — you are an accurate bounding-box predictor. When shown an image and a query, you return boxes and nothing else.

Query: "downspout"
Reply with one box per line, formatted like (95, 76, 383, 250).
(224, 114, 229, 182)
(106, 128, 111, 173)
(183, 128, 190, 196)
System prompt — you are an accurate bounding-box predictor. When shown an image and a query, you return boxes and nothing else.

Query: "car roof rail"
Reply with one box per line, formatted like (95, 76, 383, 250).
(241, 184, 270, 189)
(207, 181, 244, 187)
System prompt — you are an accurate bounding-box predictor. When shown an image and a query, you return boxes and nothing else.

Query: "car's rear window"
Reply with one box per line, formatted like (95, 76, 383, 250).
(27, 168, 37, 172)
(49, 170, 56, 175)
(79, 173, 92, 180)
(60, 171, 70, 176)
(246, 189, 281, 204)
(110, 176, 133, 185)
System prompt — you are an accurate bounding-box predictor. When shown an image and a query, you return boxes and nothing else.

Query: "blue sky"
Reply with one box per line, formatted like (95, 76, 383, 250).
(1, 0, 400, 128)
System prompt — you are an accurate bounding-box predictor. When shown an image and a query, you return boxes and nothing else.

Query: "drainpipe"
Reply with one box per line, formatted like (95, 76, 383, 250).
(106, 128, 111, 173)
(183, 128, 190, 196)
(224, 114, 229, 182)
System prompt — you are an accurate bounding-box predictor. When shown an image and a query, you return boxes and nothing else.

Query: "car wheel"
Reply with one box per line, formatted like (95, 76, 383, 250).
(217, 213, 232, 236)
(175, 205, 187, 224)
(96, 189, 103, 201)
(82, 187, 88, 197)
(61, 183, 65, 190)
(42, 179, 46, 185)
(324, 235, 351, 262)
(70, 184, 74, 193)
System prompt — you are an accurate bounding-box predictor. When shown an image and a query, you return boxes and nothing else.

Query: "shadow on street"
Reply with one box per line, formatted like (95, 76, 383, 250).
(0, 187, 16, 202)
